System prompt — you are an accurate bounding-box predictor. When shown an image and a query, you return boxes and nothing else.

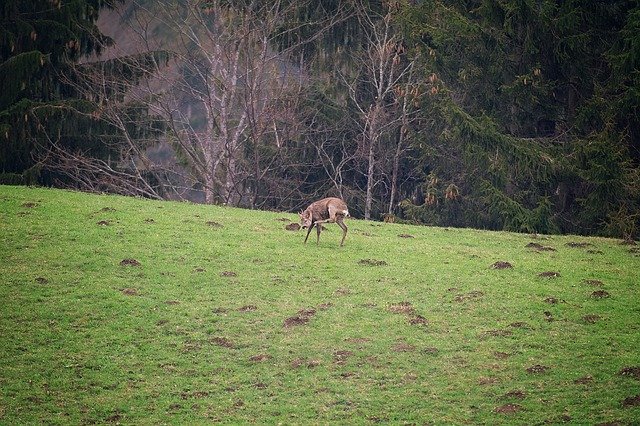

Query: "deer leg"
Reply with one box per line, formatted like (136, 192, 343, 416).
(316, 221, 322, 244)
(336, 216, 348, 246)
(304, 222, 315, 244)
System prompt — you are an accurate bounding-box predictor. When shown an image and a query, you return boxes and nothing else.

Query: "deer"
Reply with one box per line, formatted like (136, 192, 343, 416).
(299, 197, 349, 246)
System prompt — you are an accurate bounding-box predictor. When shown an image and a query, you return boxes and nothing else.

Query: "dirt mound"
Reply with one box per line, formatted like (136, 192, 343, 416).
(491, 261, 512, 269)
(249, 354, 272, 362)
(388, 302, 414, 314)
(120, 258, 141, 267)
(284, 308, 316, 328)
(494, 403, 522, 414)
(619, 366, 640, 380)
(591, 290, 610, 299)
(526, 242, 556, 251)
(210, 337, 233, 348)
(358, 258, 387, 266)
(526, 364, 549, 374)
(622, 394, 640, 407)
(538, 271, 560, 278)
(285, 223, 300, 231)
(582, 314, 601, 324)
(566, 241, 592, 248)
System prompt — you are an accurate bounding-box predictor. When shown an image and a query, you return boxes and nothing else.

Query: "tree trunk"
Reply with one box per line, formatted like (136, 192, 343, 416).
(365, 137, 375, 220)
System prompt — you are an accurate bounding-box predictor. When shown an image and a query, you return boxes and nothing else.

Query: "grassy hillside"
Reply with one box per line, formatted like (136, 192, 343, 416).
(1, 185, 639, 424)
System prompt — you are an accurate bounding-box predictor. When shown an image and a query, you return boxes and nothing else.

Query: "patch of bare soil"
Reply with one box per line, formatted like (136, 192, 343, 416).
(210, 337, 234, 348)
(409, 315, 428, 326)
(165, 300, 180, 305)
(21, 202, 38, 208)
(318, 303, 333, 310)
(543, 311, 554, 321)
(181, 391, 210, 400)
(388, 302, 415, 315)
(622, 394, 640, 408)
(544, 297, 559, 304)
(526, 242, 556, 251)
(97, 220, 110, 226)
(334, 288, 352, 296)
(333, 350, 353, 365)
(591, 290, 611, 299)
(212, 307, 227, 313)
(538, 271, 561, 278)
(120, 288, 139, 296)
(291, 358, 321, 368)
(502, 390, 526, 400)
(105, 413, 122, 423)
(566, 241, 593, 248)
(35, 277, 48, 285)
(582, 314, 601, 324)
(249, 354, 272, 362)
(284, 308, 316, 328)
(494, 403, 522, 414)
(478, 377, 499, 385)
(509, 322, 530, 329)
(494, 351, 510, 359)
(454, 290, 484, 302)
(144, 218, 155, 223)
(205, 221, 223, 228)
(220, 271, 237, 277)
(583, 279, 604, 287)
(526, 364, 550, 374)
(238, 305, 257, 312)
(100, 207, 116, 212)
(574, 375, 593, 385)
(491, 261, 513, 269)
(120, 258, 141, 267)
(423, 347, 439, 355)
(285, 223, 300, 231)
(481, 329, 513, 338)
(392, 342, 416, 352)
(619, 366, 640, 380)
(193, 267, 205, 273)
(398, 234, 414, 238)
(358, 258, 388, 266)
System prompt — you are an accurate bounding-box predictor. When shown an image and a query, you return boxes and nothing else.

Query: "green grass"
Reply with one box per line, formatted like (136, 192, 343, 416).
(1, 185, 639, 425)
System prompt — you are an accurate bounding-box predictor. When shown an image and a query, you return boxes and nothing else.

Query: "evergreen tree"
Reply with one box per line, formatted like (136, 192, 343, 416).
(0, 0, 116, 184)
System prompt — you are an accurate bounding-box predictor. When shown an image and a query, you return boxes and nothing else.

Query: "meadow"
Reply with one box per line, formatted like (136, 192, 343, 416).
(1, 185, 639, 425)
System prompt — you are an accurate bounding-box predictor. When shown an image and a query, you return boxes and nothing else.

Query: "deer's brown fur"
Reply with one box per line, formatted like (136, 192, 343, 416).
(299, 197, 349, 246)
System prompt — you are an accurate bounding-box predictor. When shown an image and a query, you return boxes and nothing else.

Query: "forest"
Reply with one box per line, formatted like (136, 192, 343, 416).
(2, 0, 639, 239)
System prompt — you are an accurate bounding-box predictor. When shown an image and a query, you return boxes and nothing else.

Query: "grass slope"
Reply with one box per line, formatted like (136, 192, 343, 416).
(1, 185, 639, 424)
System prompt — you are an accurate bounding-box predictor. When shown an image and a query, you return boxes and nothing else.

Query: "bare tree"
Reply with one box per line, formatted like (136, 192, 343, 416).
(343, 1, 420, 220)
(43, 0, 351, 206)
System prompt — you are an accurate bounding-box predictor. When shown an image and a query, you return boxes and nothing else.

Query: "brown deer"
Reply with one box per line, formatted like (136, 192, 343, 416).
(299, 197, 349, 246)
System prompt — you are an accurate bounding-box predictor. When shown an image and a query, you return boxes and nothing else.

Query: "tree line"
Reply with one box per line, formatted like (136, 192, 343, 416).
(2, 0, 639, 239)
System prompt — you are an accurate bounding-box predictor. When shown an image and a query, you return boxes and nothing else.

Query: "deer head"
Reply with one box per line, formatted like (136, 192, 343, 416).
(299, 210, 312, 229)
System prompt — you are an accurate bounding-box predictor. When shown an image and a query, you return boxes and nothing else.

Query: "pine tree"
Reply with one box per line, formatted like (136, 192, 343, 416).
(0, 0, 116, 184)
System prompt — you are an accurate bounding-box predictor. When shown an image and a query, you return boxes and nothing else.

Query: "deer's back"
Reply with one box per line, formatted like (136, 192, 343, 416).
(309, 197, 347, 220)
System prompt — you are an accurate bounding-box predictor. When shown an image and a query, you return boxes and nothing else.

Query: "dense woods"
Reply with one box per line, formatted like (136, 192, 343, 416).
(2, 0, 639, 238)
